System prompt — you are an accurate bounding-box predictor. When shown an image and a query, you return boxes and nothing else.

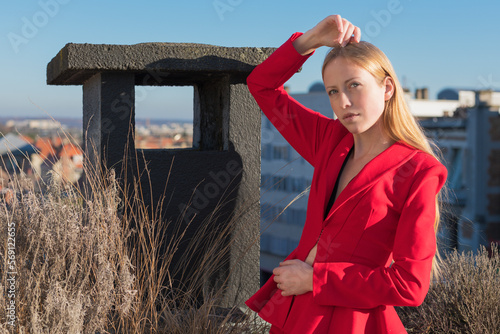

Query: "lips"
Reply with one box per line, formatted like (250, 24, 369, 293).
(343, 113, 360, 121)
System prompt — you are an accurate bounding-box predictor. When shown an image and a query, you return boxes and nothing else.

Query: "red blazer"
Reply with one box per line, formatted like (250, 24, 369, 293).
(245, 33, 447, 334)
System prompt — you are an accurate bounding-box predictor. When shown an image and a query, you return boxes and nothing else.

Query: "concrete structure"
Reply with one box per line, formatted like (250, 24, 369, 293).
(407, 99, 462, 118)
(424, 91, 500, 251)
(438, 88, 500, 110)
(47, 42, 275, 306)
(5, 119, 63, 131)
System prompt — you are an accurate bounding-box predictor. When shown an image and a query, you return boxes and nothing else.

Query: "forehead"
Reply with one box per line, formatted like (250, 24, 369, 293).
(323, 57, 374, 84)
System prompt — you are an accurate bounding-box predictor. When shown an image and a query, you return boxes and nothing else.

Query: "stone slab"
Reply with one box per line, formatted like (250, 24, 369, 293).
(47, 42, 276, 85)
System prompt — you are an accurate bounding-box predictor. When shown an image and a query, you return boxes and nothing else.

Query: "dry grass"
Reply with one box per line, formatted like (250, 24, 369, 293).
(397, 244, 500, 333)
(0, 165, 132, 333)
(7, 129, 498, 333)
(0, 145, 269, 333)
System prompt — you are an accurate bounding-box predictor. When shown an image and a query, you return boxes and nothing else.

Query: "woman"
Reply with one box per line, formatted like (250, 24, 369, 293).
(245, 15, 447, 333)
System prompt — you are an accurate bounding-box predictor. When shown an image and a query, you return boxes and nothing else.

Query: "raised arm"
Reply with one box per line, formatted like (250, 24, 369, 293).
(293, 15, 361, 55)
(247, 15, 360, 166)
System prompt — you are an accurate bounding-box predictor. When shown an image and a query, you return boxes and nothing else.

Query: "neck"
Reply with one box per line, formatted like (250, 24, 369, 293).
(351, 121, 395, 159)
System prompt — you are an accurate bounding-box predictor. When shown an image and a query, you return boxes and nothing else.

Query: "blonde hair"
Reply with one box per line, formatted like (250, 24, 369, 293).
(322, 42, 444, 280)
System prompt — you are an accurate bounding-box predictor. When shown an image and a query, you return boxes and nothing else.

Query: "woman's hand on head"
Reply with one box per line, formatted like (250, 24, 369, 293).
(272, 259, 313, 297)
(293, 15, 361, 56)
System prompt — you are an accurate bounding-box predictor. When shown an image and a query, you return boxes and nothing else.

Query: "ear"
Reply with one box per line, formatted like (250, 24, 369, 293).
(383, 76, 395, 101)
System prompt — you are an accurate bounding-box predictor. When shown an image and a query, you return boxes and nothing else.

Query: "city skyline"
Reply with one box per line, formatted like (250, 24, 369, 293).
(1, 0, 499, 119)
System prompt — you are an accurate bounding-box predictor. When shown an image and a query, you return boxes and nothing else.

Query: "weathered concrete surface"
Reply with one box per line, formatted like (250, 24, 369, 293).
(47, 42, 276, 86)
(82, 72, 135, 176)
(47, 41, 276, 308)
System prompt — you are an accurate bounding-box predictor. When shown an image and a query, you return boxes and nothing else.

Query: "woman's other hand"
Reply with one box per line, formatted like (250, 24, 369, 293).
(293, 14, 361, 56)
(273, 259, 313, 296)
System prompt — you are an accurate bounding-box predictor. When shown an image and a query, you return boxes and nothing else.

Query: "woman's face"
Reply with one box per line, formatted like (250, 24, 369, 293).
(323, 57, 393, 135)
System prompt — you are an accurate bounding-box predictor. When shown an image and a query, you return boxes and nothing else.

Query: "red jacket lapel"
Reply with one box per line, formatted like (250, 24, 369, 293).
(324, 141, 417, 224)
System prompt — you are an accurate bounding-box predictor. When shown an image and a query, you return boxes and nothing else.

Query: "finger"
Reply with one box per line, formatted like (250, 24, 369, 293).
(353, 26, 362, 43)
(332, 14, 343, 33)
(336, 18, 351, 45)
(279, 260, 297, 267)
(273, 267, 281, 276)
(342, 23, 356, 47)
(280, 284, 292, 296)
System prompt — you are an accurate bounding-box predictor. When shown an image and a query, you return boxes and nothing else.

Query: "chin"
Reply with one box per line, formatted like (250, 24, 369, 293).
(343, 124, 365, 135)
(342, 120, 380, 136)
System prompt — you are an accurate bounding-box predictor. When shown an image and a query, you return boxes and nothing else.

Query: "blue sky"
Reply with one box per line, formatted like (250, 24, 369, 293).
(1, 0, 499, 121)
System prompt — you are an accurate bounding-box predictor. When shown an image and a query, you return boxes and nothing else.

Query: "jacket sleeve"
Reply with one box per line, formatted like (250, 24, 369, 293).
(247, 33, 347, 167)
(312, 164, 447, 309)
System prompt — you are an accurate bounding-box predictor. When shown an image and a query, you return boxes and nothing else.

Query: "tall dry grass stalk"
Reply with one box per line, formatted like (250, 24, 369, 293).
(0, 137, 269, 333)
(0, 155, 135, 333)
(397, 244, 500, 333)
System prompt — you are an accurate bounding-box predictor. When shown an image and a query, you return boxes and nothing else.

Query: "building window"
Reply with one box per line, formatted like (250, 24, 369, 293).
(289, 176, 305, 192)
(273, 176, 288, 192)
(261, 144, 268, 160)
(273, 146, 289, 161)
(261, 144, 273, 161)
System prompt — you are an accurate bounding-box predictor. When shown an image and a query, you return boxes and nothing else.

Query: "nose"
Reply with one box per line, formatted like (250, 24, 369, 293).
(339, 92, 352, 109)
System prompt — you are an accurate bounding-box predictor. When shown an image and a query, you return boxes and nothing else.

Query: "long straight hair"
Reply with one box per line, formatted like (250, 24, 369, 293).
(322, 42, 444, 279)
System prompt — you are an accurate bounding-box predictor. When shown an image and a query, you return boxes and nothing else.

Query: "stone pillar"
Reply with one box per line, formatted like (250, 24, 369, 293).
(83, 72, 135, 175)
(223, 82, 261, 304)
(47, 42, 275, 307)
(193, 76, 230, 150)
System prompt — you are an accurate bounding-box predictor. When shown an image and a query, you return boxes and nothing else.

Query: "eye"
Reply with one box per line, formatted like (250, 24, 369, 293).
(350, 82, 360, 88)
(328, 89, 338, 96)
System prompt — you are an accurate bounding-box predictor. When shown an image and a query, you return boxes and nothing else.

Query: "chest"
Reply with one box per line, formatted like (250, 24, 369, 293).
(334, 153, 378, 201)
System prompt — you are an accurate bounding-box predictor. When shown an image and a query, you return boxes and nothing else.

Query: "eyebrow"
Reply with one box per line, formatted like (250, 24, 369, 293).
(325, 77, 361, 89)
